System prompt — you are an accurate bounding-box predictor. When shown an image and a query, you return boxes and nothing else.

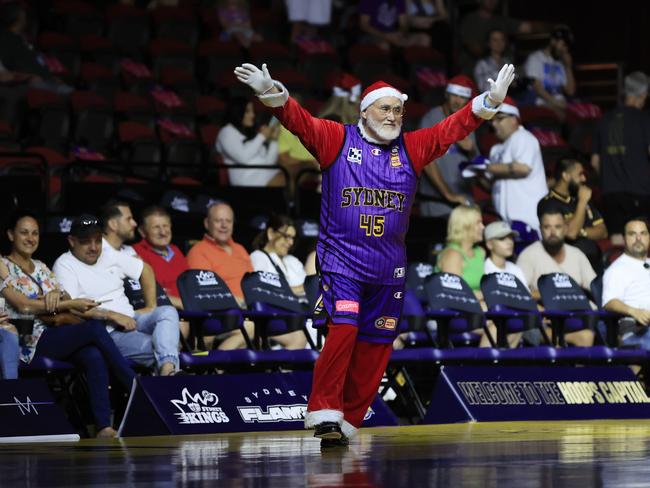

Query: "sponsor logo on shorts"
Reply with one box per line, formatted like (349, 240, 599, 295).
(335, 300, 359, 313)
(393, 267, 405, 278)
(393, 291, 403, 299)
(375, 316, 397, 330)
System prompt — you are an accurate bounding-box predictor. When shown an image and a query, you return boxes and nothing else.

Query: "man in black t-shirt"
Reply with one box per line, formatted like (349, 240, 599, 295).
(591, 71, 650, 242)
(537, 158, 607, 273)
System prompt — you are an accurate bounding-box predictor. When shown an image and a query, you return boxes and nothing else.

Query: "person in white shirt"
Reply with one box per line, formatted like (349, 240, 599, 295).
(484, 97, 548, 234)
(250, 214, 307, 297)
(215, 96, 282, 187)
(250, 214, 307, 350)
(524, 27, 576, 117)
(603, 217, 650, 349)
(53, 214, 181, 376)
(483, 220, 529, 291)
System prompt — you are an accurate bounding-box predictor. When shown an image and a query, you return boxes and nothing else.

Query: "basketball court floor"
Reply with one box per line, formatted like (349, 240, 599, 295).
(2, 420, 650, 487)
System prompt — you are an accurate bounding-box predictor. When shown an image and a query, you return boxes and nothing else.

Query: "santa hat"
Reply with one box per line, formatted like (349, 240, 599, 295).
(446, 75, 476, 99)
(332, 72, 362, 102)
(498, 96, 520, 118)
(360, 81, 408, 112)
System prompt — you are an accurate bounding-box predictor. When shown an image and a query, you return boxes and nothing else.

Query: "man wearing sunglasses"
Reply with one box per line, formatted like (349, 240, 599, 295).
(234, 61, 515, 448)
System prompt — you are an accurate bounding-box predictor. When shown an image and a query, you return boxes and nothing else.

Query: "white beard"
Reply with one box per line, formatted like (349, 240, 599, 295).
(363, 116, 401, 143)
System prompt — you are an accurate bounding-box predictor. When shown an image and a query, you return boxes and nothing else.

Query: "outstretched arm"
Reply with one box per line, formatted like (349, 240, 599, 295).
(234, 62, 345, 169)
(406, 65, 516, 173)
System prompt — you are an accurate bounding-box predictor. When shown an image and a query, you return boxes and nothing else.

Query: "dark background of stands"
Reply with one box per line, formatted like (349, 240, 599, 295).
(0, 0, 644, 269)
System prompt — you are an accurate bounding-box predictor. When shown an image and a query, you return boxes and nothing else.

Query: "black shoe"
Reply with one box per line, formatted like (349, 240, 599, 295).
(313, 421, 342, 440)
(320, 434, 349, 449)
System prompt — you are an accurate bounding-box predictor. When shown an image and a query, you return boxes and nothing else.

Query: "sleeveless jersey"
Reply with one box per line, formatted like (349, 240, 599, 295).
(317, 125, 418, 285)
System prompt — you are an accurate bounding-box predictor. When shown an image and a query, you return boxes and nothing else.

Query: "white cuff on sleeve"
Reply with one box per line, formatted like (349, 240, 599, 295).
(472, 91, 500, 120)
(257, 80, 289, 108)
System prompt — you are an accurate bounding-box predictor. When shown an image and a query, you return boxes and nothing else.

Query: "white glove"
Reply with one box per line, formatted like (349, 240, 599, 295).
(234, 63, 273, 94)
(487, 64, 515, 105)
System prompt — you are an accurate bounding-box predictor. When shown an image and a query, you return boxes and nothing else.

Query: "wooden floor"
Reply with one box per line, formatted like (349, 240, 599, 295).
(3, 420, 650, 487)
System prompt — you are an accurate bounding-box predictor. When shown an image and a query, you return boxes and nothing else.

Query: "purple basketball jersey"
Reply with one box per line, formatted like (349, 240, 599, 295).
(317, 125, 418, 284)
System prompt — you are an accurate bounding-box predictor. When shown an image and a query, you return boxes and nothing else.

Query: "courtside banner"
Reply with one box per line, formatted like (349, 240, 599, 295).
(0, 379, 79, 443)
(424, 365, 650, 424)
(119, 372, 397, 437)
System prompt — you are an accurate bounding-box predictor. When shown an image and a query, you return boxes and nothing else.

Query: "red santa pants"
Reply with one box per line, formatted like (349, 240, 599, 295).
(307, 323, 393, 432)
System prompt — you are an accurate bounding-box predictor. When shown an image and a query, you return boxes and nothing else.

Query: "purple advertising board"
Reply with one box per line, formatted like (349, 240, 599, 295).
(118, 371, 397, 437)
(0, 379, 79, 442)
(424, 365, 650, 424)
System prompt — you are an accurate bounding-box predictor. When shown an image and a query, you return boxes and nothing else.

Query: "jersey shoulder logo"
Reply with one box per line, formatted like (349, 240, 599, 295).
(347, 147, 362, 164)
(390, 146, 401, 167)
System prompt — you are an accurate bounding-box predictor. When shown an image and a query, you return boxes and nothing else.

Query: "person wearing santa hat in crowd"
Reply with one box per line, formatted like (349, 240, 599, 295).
(234, 61, 515, 449)
(418, 74, 480, 216)
(483, 96, 548, 234)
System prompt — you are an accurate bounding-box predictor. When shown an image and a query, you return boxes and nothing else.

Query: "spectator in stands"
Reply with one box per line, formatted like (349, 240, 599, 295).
(418, 75, 478, 216)
(602, 217, 650, 350)
(517, 208, 596, 296)
(277, 95, 320, 195)
(53, 214, 181, 376)
(524, 27, 576, 118)
(517, 208, 595, 346)
(0, 1, 72, 96)
(187, 202, 303, 349)
(133, 206, 189, 311)
(481, 97, 547, 234)
(474, 28, 512, 93)
(285, 0, 332, 43)
(318, 73, 361, 125)
(0, 316, 18, 379)
(250, 214, 307, 299)
(406, 0, 450, 57)
(483, 220, 529, 290)
(0, 211, 135, 437)
(459, 0, 533, 75)
(101, 200, 139, 255)
(359, 0, 430, 50)
(537, 159, 607, 274)
(0, 59, 31, 132)
(591, 71, 650, 244)
(217, 0, 262, 49)
(187, 202, 251, 305)
(436, 204, 485, 296)
(216, 96, 282, 187)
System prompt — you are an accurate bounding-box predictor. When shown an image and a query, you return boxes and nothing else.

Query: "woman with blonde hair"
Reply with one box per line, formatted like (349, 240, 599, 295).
(436, 204, 485, 294)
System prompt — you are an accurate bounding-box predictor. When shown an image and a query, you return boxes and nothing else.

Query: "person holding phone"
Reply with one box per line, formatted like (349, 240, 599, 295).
(215, 96, 283, 187)
(0, 210, 136, 438)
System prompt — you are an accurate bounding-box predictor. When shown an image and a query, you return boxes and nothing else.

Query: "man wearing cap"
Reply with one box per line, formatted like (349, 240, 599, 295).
(483, 220, 529, 291)
(234, 60, 515, 447)
(417, 75, 479, 216)
(591, 71, 650, 243)
(52, 215, 181, 376)
(483, 96, 548, 234)
(524, 26, 576, 117)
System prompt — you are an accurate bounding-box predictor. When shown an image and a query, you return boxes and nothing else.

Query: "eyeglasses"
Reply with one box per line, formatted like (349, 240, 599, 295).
(275, 229, 296, 241)
(374, 104, 405, 117)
